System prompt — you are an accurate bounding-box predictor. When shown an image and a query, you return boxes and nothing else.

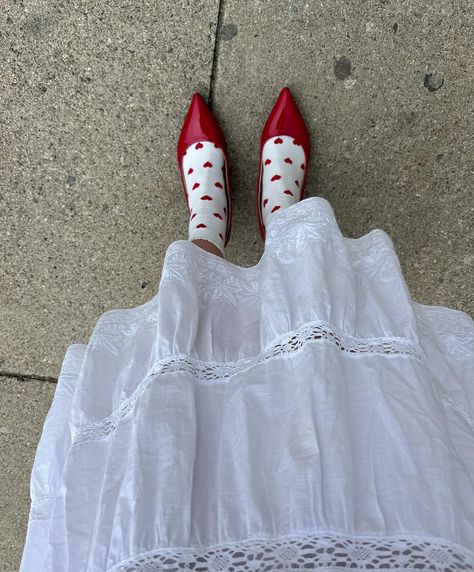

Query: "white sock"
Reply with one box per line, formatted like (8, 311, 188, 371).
(261, 135, 306, 230)
(182, 141, 229, 255)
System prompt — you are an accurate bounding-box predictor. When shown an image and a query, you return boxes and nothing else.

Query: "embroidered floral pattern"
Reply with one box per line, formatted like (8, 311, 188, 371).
(29, 496, 57, 521)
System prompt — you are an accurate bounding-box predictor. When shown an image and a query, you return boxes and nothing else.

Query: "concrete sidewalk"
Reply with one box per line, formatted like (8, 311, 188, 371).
(1, 1, 473, 569)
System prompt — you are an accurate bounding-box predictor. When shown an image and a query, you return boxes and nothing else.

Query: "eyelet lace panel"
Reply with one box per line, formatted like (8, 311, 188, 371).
(108, 530, 474, 571)
(70, 319, 425, 445)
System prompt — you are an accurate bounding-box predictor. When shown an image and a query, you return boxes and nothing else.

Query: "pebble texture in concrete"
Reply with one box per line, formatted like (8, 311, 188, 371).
(1, 0, 220, 379)
(0, 377, 56, 572)
(213, 0, 473, 314)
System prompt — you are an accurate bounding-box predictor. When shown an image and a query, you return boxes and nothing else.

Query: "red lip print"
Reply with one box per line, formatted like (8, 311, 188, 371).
(223, 206, 226, 214)
(284, 157, 293, 164)
(191, 213, 197, 220)
(200, 195, 213, 200)
(203, 161, 213, 168)
(263, 198, 269, 207)
(271, 174, 281, 182)
(196, 223, 207, 228)
(215, 182, 223, 189)
(265, 159, 271, 165)
(271, 205, 281, 213)
(188, 168, 194, 175)
(213, 212, 223, 219)
(195, 142, 204, 149)
(284, 189, 294, 196)
(192, 182, 200, 190)
(274, 137, 283, 144)
(295, 180, 300, 188)
(300, 163, 305, 170)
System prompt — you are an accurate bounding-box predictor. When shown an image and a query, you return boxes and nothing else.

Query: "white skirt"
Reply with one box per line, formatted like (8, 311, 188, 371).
(20, 197, 474, 571)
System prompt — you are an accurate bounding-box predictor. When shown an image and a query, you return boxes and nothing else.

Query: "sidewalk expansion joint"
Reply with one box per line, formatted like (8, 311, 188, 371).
(208, 0, 225, 111)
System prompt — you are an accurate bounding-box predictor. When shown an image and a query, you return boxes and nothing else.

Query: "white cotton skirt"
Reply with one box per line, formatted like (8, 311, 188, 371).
(20, 197, 474, 572)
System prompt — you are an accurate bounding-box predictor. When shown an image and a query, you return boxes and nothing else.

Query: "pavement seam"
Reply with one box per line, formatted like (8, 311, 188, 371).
(0, 371, 57, 384)
(208, 0, 225, 110)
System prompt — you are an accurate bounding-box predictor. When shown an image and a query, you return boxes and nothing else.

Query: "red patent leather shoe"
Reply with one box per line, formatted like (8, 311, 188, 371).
(257, 87, 310, 241)
(177, 93, 233, 247)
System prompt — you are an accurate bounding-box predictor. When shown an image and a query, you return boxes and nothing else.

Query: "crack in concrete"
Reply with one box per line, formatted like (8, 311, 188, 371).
(0, 371, 57, 384)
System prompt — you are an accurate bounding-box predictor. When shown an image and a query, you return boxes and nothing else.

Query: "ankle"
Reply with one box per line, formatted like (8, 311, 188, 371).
(191, 238, 225, 258)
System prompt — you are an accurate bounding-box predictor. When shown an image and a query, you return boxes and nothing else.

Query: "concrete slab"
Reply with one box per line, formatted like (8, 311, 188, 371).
(0, 377, 56, 572)
(213, 0, 473, 315)
(0, 1, 220, 378)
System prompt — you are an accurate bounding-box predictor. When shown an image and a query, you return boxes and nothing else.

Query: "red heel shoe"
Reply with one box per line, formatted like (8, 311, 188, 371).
(177, 93, 233, 248)
(257, 87, 310, 241)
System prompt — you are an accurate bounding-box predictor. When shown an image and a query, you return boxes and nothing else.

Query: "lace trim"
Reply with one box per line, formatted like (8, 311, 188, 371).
(70, 320, 425, 445)
(108, 530, 474, 571)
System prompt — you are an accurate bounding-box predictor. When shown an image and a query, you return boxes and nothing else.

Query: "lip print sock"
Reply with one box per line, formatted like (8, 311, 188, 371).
(183, 141, 229, 256)
(261, 135, 306, 231)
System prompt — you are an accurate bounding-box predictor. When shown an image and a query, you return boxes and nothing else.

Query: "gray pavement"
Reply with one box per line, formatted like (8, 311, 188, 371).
(0, 377, 56, 571)
(1, 1, 473, 570)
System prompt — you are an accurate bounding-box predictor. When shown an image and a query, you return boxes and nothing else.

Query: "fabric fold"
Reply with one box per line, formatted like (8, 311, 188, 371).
(20, 196, 474, 572)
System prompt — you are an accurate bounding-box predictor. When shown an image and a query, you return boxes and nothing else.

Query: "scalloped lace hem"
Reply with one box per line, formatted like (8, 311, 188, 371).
(70, 319, 427, 445)
(108, 530, 474, 571)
